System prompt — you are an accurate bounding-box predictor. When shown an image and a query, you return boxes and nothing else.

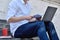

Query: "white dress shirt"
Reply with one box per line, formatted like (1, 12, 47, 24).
(6, 0, 31, 36)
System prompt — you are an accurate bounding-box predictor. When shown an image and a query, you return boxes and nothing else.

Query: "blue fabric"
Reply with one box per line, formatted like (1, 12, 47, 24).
(14, 21, 59, 40)
(44, 21, 59, 40)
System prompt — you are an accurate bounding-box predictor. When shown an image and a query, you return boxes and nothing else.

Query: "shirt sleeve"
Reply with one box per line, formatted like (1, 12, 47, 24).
(6, 0, 17, 21)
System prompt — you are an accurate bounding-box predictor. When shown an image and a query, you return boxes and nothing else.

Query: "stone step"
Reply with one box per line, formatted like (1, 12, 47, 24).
(0, 38, 21, 40)
(0, 38, 34, 40)
(0, 36, 39, 40)
(0, 38, 39, 40)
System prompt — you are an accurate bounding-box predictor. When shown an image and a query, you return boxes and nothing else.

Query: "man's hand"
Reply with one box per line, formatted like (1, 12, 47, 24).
(25, 16, 33, 20)
(29, 18, 36, 22)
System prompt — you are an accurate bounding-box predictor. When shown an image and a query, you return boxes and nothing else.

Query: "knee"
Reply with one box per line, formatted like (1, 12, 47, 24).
(37, 21, 45, 26)
(49, 21, 54, 26)
(36, 21, 46, 32)
(48, 22, 55, 29)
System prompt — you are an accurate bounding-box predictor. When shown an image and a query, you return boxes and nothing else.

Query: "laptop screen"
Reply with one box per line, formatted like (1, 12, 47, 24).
(42, 6, 57, 21)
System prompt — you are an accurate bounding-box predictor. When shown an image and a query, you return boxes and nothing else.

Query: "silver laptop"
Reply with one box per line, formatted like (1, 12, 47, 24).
(42, 6, 57, 21)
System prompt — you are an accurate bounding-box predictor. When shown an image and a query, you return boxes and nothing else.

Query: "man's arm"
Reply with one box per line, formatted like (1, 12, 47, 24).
(8, 16, 33, 23)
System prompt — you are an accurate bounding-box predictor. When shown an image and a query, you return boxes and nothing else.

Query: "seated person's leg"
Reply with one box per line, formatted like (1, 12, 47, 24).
(14, 22, 38, 38)
(14, 21, 49, 40)
(37, 21, 49, 40)
(44, 21, 59, 40)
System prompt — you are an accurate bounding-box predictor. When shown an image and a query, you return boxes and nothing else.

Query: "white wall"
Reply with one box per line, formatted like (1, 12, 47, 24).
(0, 0, 11, 19)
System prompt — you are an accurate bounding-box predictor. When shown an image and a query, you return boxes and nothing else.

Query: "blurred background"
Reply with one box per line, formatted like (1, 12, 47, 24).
(0, 0, 60, 39)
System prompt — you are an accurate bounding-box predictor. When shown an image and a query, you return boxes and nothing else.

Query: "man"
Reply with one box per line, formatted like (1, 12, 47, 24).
(6, 0, 59, 40)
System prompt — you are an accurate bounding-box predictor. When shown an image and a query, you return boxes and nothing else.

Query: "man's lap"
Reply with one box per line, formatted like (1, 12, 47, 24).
(14, 21, 54, 38)
(14, 21, 45, 38)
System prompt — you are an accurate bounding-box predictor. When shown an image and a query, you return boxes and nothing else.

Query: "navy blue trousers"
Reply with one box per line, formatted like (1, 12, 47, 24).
(44, 21, 59, 40)
(14, 21, 59, 40)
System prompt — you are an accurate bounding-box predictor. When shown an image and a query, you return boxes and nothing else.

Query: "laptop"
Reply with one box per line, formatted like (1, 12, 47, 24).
(42, 6, 57, 21)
